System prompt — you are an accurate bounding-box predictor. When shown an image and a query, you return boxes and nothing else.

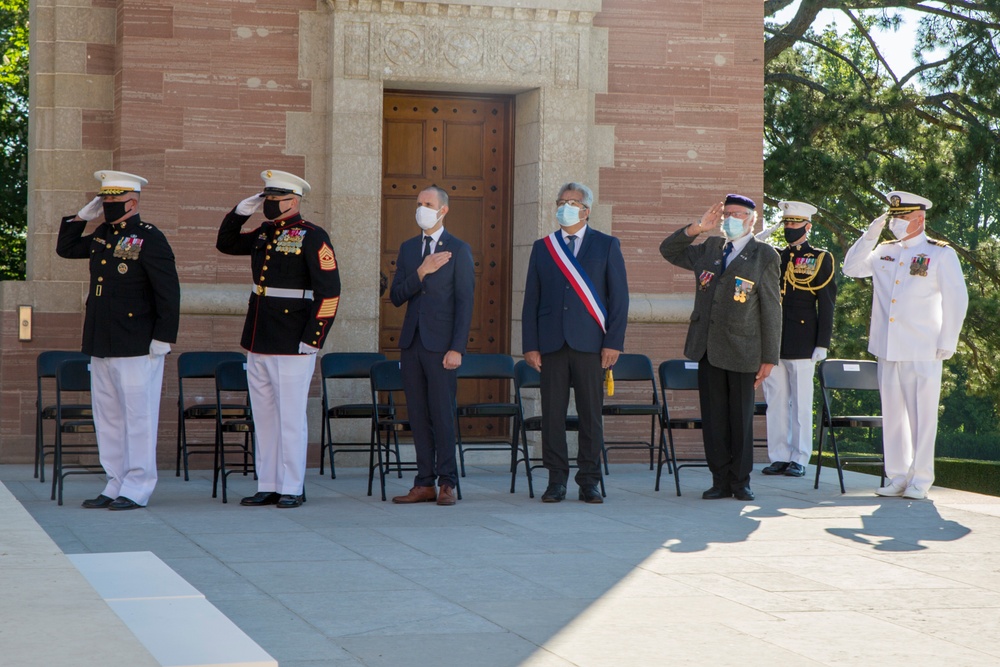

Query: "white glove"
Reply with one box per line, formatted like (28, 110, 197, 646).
(755, 220, 782, 241)
(235, 193, 264, 216)
(865, 213, 888, 239)
(298, 342, 319, 355)
(811, 347, 827, 362)
(935, 349, 954, 360)
(77, 196, 104, 221)
(149, 340, 171, 357)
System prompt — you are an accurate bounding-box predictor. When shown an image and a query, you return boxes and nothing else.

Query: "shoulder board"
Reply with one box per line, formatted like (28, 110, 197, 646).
(928, 238, 949, 247)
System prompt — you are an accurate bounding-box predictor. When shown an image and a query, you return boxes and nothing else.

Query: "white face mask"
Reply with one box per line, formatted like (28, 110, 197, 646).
(556, 204, 581, 227)
(889, 217, 912, 240)
(415, 206, 441, 230)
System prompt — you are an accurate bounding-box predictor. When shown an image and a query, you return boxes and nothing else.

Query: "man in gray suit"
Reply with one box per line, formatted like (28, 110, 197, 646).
(660, 194, 781, 501)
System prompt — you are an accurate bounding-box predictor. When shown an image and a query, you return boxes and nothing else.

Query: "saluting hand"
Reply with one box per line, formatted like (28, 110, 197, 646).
(416, 251, 452, 280)
(235, 192, 265, 216)
(689, 202, 724, 236)
(76, 196, 103, 222)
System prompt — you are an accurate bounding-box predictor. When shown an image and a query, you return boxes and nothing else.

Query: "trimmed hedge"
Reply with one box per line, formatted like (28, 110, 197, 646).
(810, 453, 1000, 497)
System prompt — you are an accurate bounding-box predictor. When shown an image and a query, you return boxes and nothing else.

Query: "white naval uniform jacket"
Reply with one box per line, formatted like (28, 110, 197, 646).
(843, 229, 968, 361)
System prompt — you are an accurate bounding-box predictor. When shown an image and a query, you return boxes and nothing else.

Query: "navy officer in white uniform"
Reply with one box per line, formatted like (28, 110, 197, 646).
(756, 201, 837, 478)
(57, 170, 180, 510)
(217, 170, 341, 508)
(842, 191, 968, 499)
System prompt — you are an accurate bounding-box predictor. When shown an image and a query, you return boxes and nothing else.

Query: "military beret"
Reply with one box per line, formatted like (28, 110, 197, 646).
(725, 193, 755, 210)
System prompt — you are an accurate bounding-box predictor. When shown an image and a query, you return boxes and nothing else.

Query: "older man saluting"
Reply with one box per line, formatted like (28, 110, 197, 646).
(661, 194, 781, 501)
(842, 191, 968, 500)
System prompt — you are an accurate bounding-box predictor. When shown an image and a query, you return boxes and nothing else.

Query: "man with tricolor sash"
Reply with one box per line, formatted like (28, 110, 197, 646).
(217, 169, 341, 509)
(522, 182, 629, 504)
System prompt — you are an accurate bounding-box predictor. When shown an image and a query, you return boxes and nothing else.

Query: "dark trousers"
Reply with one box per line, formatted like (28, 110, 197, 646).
(540, 344, 604, 487)
(697, 355, 755, 490)
(401, 336, 458, 487)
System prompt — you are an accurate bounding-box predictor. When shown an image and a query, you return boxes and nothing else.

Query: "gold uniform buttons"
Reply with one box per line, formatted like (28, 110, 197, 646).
(266, 255, 271, 260)
(284, 309, 289, 314)
(315, 331, 321, 336)
(106, 243, 112, 249)
(101, 260, 106, 265)
(266, 245, 272, 250)
(895, 280, 900, 284)
(128, 313, 133, 318)
(97, 277, 103, 282)
(263, 266, 268, 271)
(891, 299, 896, 303)
(889, 317, 895, 322)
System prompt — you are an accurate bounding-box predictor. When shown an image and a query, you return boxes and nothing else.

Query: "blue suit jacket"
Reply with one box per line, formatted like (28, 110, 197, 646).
(522, 228, 629, 355)
(390, 229, 475, 353)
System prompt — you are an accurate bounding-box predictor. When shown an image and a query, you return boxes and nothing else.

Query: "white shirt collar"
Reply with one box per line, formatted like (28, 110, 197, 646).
(422, 226, 445, 253)
(727, 231, 753, 257)
(899, 231, 927, 249)
(561, 225, 588, 249)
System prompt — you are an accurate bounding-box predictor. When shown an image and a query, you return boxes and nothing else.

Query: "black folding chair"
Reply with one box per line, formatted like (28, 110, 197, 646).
(455, 354, 521, 489)
(601, 353, 660, 473)
(175, 351, 247, 480)
(369, 360, 461, 502)
(656, 359, 706, 496)
(35, 350, 90, 483)
(318, 352, 396, 495)
(814, 359, 884, 494)
(213, 360, 255, 503)
(513, 360, 604, 499)
(51, 359, 101, 505)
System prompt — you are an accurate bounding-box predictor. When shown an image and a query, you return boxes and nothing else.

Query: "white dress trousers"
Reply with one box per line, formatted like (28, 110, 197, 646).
(878, 359, 943, 491)
(90, 354, 165, 506)
(246, 352, 316, 496)
(762, 357, 816, 465)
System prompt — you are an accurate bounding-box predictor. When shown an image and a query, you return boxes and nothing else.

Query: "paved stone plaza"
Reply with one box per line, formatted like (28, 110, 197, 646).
(4, 462, 1000, 666)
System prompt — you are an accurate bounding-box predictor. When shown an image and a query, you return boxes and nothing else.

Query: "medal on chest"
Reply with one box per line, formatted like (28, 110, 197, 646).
(733, 276, 755, 303)
(910, 253, 930, 276)
(698, 270, 715, 291)
(274, 228, 306, 255)
(793, 255, 818, 274)
(113, 235, 143, 260)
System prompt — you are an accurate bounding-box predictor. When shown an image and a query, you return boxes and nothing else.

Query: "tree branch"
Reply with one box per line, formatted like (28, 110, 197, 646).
(766, 71, 833, 96)
(765, 26, 874, 88)
(765, 0, 833, 64)
(842, 9, 899, 84)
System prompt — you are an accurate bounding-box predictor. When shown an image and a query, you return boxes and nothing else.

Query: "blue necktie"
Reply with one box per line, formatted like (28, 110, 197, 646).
(722, 242, 733, 271)
(422, 235, 432, 258)
(566, 235, 577, 256)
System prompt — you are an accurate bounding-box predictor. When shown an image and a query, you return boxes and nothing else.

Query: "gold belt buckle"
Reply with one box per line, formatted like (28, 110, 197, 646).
(256, 284, 265, 296)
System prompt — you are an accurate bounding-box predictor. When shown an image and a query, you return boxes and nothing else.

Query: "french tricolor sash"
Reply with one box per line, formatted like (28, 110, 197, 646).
(543, 231, 607, 333)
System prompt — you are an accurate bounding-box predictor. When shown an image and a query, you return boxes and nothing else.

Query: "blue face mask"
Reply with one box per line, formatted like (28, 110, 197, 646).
(557, 204, 581, 227)
(722, 216, 745, 239)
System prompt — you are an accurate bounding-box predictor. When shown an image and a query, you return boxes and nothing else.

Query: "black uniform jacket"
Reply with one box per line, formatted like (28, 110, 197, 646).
(778, 240, 837, 359)
(57, 214, 180, 358)
(217, 210, 341, 354)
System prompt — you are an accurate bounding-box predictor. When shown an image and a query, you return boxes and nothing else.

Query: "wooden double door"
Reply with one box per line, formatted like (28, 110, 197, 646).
(380, 91, 514, 436)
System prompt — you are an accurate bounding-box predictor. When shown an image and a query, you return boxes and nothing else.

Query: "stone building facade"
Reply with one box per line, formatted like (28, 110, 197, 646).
(1, 0, 763, 466)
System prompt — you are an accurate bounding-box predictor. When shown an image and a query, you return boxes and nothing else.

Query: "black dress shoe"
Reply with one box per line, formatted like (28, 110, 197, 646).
(541, 483, 567, 503)
(108, 496, 143, 511)
(276, 494, 304, 508)
(240, 491, 280, 506)
(733, 486, 755, 501)
(82, 494, 114, 509)
(761, 461, 790, 476)
(578, 485, 603, 504)
(783, 462, 806, 477)
(702, 486, 733, 500)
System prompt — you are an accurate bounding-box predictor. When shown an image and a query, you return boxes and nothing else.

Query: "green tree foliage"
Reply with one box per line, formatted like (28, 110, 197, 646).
(765, 1, 1000, 437)
(0, 0, 27, 281)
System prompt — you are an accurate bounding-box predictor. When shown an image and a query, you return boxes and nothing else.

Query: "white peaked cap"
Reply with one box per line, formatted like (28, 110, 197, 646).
(886, 190, 933, 211)
(778, 200, 818, 220)
(261, 170, 311, 196)
(94, 170, 148, 195)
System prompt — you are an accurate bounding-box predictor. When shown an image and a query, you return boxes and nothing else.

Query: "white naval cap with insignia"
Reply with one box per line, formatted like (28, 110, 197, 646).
(261, 170, 311, 196)
(778, 200, 818, 222)
(886, 190, 932, 214)
(94, 170, 148, 196)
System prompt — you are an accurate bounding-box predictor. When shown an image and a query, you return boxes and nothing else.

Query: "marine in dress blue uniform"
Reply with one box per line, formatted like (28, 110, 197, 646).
(217, 170, 341, 508)
(389, 185, 475, 507)
(57, 170, 180, 510)
(842, 191, 968, 499)
(756, 201, 837, 478)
